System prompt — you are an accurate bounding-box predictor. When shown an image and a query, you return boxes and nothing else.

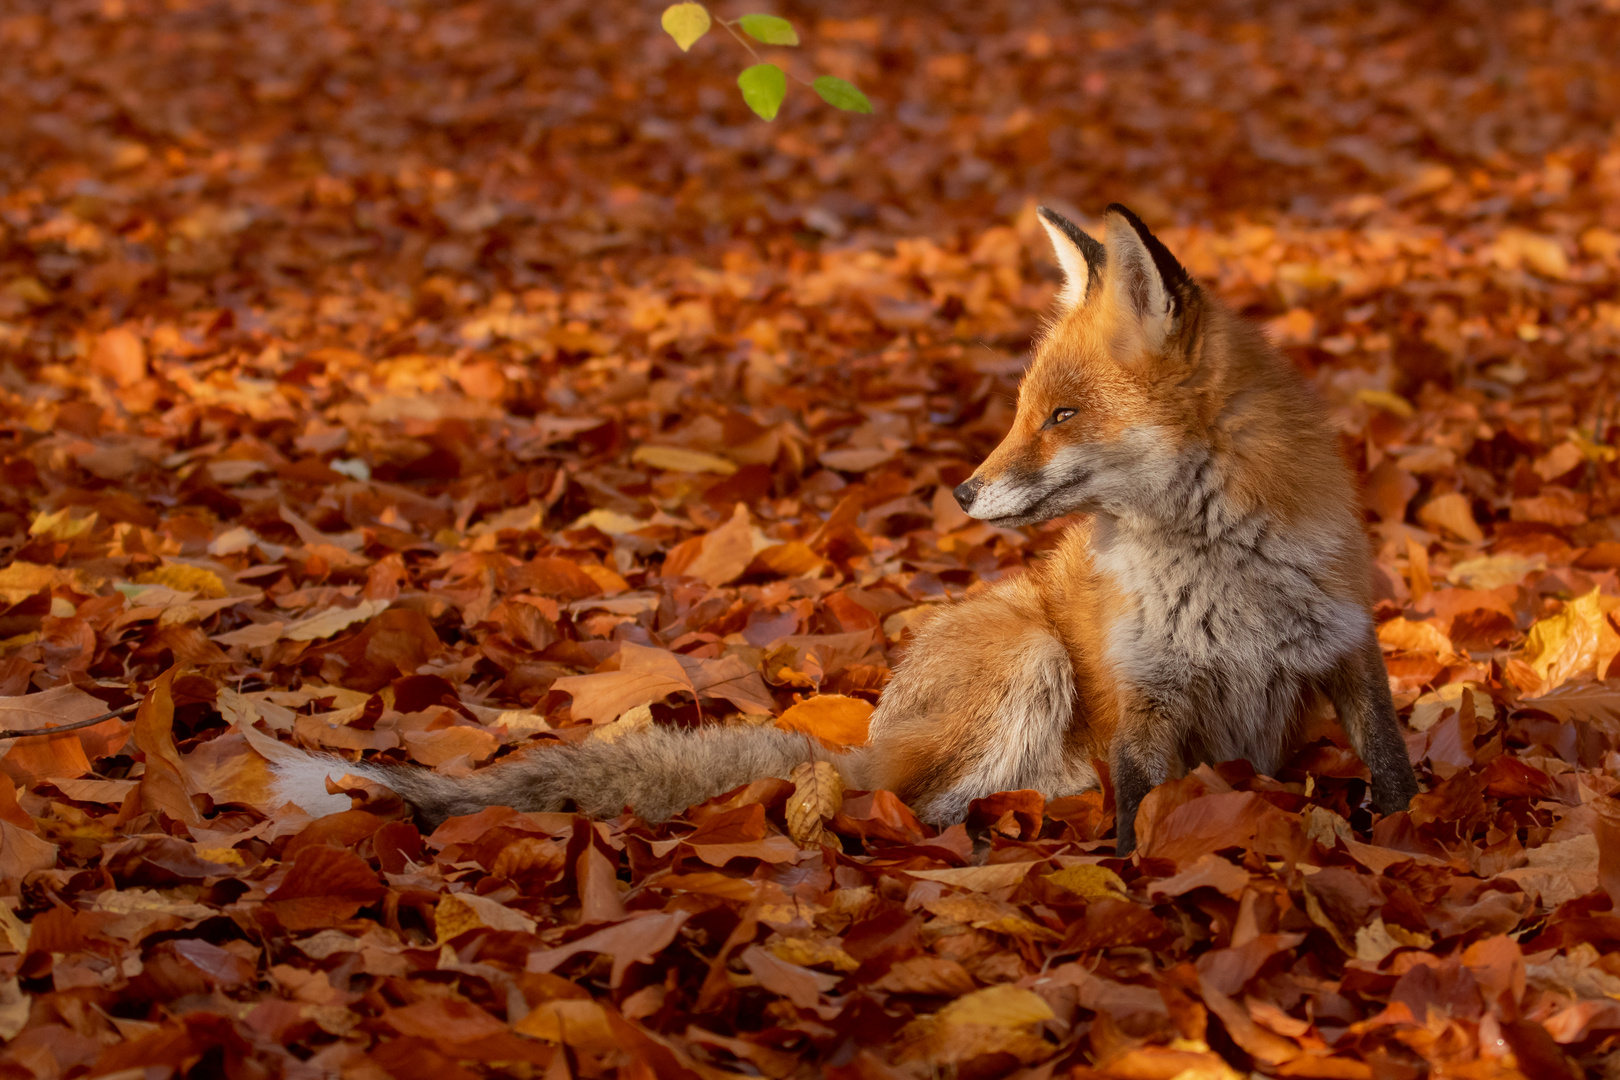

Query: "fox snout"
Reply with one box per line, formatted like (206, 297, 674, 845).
(953, 476, 983, 512)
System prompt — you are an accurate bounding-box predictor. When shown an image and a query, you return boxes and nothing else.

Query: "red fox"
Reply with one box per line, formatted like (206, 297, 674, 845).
(273, 205, 1420, 854)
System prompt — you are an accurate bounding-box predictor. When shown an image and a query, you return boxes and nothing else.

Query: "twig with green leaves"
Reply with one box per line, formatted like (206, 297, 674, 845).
(660, 3, 873, 121)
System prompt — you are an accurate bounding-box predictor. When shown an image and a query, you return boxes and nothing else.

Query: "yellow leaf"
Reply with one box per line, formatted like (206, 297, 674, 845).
(435, 893, 483, 941)
(1491, 227, 1570, 280)
(134, 564, 227, 599)
(1377, 617, 1458, 662)
(924, 894, 1059, 940)
(1355, 388, 1414, 419)
(1409, 683, 1495, 733)
(514, 999, 616, 1051)
(906, 984, 1055, 1065)
(282, 598, 391, 642)
(436, 891, 537, 941)
(194, 847, 246, 866)
(768, 936, 859, 972)
(777, 694, 872, 748)
(1523, 588, 1620, 692)
(569, 509, 647, 535)
(1416, 492, 1483, 543)
(939, 984, 1053, 1028)
(1447, 552, 1543, 590)
(660, 2, 711, 52)
(29, 508, 96, 541)
(0, 562, 70, 606)
(786, 760, 844, 846)
(577, 563, 630, 595)
(1570, 432, 1619, 464)
(631, 444, 737, 475)
(1044, 863, 1128, 901)
(750, 540, 824, 578)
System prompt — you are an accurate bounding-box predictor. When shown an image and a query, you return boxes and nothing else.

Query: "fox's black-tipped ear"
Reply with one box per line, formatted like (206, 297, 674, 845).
(1037, 206, 1106, 312)
(1102, 203, 1194, 350)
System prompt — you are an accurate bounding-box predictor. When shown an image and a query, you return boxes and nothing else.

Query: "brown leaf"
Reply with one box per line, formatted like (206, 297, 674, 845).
(1416, 491, 1484, 543)
(667, 503, 756, 586)
(136, 667, 201, 826)
(90, 326, 148, 387)
(528, 911, 688, 987)
(0, 684, 132, 784)
(785, 760, 844, 846)
(266, 845, 384, 930)
(0, 776, 55, 893)
(553, 642, 693, 724)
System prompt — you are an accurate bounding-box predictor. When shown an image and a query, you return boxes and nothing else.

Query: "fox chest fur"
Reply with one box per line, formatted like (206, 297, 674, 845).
(1077, 449, 1373, 774)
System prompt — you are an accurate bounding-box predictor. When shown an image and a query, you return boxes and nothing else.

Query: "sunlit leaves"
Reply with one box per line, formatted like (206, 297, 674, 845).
(737, 62, 787, 120)
(812, 75, 873, 113)
(660, 2, 711, 51)
(737, 13, 798, 45)
(657, 7, 870, 121)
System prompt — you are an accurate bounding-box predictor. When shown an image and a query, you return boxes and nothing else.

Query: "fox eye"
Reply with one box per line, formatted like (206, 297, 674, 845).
(1047, 408, 1077, 427)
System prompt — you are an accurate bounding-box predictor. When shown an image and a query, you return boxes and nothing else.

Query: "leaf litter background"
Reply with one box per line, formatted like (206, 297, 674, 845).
(2, 0, 1620, 1077)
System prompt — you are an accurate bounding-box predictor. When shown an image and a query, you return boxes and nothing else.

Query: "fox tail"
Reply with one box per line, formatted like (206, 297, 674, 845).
(270, 724, 866, 829)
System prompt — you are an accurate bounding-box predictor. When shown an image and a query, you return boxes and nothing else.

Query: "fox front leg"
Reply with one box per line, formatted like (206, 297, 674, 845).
(1327, 633, 1421, 816)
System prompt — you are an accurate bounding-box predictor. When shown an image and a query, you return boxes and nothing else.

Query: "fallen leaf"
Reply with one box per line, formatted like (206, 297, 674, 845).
(776, 694, 873, 747)
(632, 445, 737, 475)
(135, 667, 201, 827)
(282, 598, 392, 642)
(785, 760, 844, 846)
(1417, 492, 1484, 543)
(1523, 588, 1620, 691)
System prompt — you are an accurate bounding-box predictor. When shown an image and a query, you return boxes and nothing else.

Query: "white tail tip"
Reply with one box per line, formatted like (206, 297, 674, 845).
(269, 755, 371, 817)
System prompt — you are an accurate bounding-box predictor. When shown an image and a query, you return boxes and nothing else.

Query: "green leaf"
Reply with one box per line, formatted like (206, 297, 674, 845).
(737, 63, 787, 121)
(661, 3, 711, 52)
(737, 14, 799, 46)
(812, 75, 872, 114)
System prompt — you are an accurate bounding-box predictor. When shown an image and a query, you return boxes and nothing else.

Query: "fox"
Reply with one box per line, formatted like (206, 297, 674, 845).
(272, 204, 1420, 855)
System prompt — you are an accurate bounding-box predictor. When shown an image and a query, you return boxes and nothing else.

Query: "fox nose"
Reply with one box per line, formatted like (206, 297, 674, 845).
(953, 477, 983, 511)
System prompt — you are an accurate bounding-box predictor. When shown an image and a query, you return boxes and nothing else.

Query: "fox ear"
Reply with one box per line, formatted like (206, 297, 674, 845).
(1102, 203, 1193, 351)
(1037, 206, 1106, 312)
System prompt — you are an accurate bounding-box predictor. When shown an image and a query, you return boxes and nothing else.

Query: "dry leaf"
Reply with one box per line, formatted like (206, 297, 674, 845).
(0, 684, 130, 784)
(903, 984, 1055, 1065)
(1417, 492, 1484, 543)
(631, 445, 737, 475)
(1377, 616, 1459, 662)
(135, 667, 201, 827)
(785, 759, 844, 846)
(776, 694, 873, 748)
(282, 598, 392, 642)
(1523, 588, 1620, 691)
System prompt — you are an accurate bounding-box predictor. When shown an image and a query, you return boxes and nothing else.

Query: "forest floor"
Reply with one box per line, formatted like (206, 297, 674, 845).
(2, 0, 1620, 1077)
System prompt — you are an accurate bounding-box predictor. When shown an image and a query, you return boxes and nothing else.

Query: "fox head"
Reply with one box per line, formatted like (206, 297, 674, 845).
(953, 204, 1208, 526)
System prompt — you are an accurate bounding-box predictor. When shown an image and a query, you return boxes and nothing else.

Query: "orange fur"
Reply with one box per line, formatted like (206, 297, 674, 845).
(865, 205, 1418, 851)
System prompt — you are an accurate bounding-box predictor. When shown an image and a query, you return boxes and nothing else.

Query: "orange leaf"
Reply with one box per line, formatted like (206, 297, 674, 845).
(667, 503, 756, 586)
(777, 693, 873, 747)
(136, 667, 201, 826)
(1416, 492, 1483, 543)
(0, 684, 132, 784)
(266, 845, 384, 930)
(552, 642, 693, 724)
(0, 777, 55, 894)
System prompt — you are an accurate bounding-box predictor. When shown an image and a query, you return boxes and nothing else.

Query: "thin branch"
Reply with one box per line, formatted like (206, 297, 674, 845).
(719, 18, 815, 87)
(0, 701, 140, 740)
(717, 18, 763, 64)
